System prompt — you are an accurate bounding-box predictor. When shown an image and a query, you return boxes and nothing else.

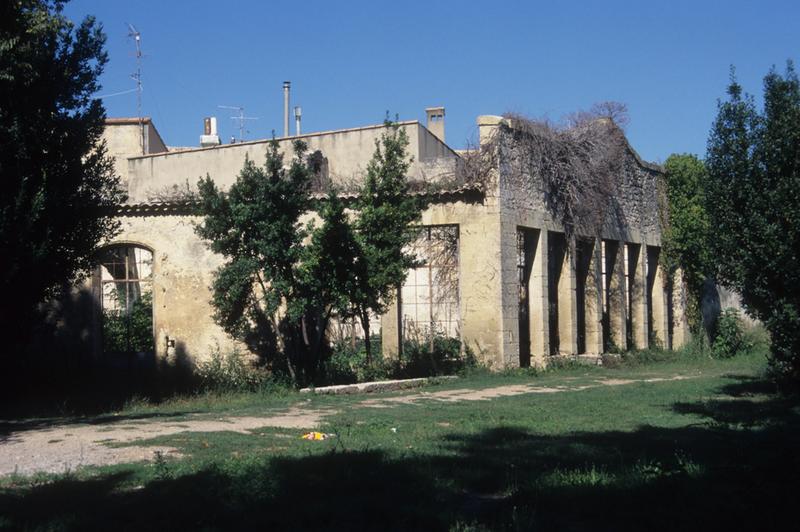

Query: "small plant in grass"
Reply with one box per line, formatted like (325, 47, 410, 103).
(631, 458, 665, 482)
(711, 308, 751, 359)
(674, 450, 703, 478)
(153, 450, 172, 481)
(539, 464, 614, 488)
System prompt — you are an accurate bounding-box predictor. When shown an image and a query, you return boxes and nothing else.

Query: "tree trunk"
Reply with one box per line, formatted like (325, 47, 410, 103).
(361, 311, 372, 365)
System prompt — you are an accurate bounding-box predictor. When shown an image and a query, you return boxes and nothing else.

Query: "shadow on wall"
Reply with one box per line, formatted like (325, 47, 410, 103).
(28, 283, 97, 370)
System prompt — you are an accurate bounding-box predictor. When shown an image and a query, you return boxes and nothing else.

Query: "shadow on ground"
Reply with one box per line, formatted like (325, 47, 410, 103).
(1, 375, 798, 531)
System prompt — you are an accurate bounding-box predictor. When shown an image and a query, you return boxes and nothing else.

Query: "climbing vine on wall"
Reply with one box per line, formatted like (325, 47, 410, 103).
(660, 154, 712, 333)
(460, 103, 631, 245)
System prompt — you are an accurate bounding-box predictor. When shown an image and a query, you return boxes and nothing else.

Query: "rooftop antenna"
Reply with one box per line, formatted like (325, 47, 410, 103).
(127, 23, 145, 154)
(218, 105, 259, 142)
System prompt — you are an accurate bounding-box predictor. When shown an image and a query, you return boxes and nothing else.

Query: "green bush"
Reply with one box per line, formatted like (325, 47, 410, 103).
(320, 332, 476, 385)
(321, 335, 391, 385)
(711, 308, 751, 359)
(195, 347, 270, 393)
(102, 291, 154, 353)
(397, 334, 476, 378)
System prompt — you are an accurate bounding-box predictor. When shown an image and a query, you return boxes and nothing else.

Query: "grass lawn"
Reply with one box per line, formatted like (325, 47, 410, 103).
(1, 349, 798, 531)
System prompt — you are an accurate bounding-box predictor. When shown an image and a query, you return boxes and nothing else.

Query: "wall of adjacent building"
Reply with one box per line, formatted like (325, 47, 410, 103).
(124, 122, 459, 203)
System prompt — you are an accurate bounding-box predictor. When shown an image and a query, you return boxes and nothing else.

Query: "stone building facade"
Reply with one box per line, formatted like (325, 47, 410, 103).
(85, 110, 686, 370)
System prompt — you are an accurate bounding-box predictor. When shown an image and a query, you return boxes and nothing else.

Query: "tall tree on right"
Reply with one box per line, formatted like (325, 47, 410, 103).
(706, 62, 800, 385)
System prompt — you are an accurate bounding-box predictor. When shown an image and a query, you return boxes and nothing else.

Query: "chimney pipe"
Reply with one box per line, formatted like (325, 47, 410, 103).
(294, 106, 302, 136)
(283, 81, 291, 137)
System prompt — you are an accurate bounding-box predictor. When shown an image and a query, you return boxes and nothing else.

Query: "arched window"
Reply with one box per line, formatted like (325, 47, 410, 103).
(96, 245, 154, 361)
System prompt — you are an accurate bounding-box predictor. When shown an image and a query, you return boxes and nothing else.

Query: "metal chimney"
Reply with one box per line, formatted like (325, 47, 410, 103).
(283, 81, 291, 137)
(294, 106, 302, 136)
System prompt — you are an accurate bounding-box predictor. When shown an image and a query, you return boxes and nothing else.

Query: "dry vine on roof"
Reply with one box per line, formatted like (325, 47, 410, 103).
(506, 106, 628, 243)
(460, 102, 631, 245)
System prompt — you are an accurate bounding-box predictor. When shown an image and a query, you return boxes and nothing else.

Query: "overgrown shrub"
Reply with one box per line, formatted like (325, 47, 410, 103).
(711, 308, 751, 359)
(320, 332, 476, 385)
(195, 347, 269, 393)
(321, 335, 391, 385)
(397, 334, 476, 378)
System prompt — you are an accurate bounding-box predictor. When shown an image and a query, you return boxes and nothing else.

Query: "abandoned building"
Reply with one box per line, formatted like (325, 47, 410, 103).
(77, 96, 688, 371)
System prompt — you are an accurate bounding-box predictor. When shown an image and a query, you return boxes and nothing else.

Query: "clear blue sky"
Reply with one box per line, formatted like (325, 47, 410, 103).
(65, 0, 798, 163)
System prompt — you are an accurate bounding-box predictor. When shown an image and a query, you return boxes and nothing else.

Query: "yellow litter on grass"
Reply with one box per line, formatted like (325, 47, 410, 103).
(301, 431, 332, 441)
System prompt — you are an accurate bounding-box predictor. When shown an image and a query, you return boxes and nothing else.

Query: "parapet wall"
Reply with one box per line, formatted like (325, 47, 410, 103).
(124, 122, 459, 203)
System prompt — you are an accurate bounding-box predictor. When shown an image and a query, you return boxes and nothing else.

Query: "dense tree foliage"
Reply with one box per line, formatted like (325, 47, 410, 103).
(196, 141, 312, 380)
(349, 123, 422, 362)
(662, 154, 712, 332)
(706, 63, 800, 385)
(0, 0, 123, 352)
(295, 192, 362, 378)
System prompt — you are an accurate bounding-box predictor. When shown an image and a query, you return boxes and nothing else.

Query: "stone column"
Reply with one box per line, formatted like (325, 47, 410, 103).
(529, 229, 549, 365)
(647, 246, 669, 348)
(500, 221, 524, 368)
(557, 238, 578, 355)
(605, 240, 628, 351)
(629, 243, 649, 350)
(380, 294, 402, 359)
(581, 238, 604, 355)
(459, 218, 505, 367)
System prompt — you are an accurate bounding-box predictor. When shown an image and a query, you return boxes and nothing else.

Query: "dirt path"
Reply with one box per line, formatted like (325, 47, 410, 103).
(0, 407, 332, 477)
(356, 374, 696, 407)
(0, 374, 697, 477)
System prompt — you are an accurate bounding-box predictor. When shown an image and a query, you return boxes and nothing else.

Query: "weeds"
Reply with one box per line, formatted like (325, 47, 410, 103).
(195, 347, 270, 393)
(320, 332, 476, 385)
(152, 450, 171, 481)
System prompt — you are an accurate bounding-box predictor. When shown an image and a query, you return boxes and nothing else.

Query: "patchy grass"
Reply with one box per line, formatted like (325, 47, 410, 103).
(2, 349, 798, 531)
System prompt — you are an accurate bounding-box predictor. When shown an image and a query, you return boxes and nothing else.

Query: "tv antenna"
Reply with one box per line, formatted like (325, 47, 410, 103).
(127, 23, 145, 154)
(218, 105, 259, 142)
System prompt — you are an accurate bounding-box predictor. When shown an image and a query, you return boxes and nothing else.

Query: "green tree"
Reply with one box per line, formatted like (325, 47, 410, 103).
(0, 0, 123, 352)
(196, 141, 360, 383)
(706, 63, 800, 385)
(349, 123, 422, 363)
(294, 191, 362, 380)
(662, 154, 712, 332)
(196, 140, 311, 380)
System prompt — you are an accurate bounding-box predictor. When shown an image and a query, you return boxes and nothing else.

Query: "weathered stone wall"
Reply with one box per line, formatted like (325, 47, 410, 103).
(108, 214, 238, 364)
